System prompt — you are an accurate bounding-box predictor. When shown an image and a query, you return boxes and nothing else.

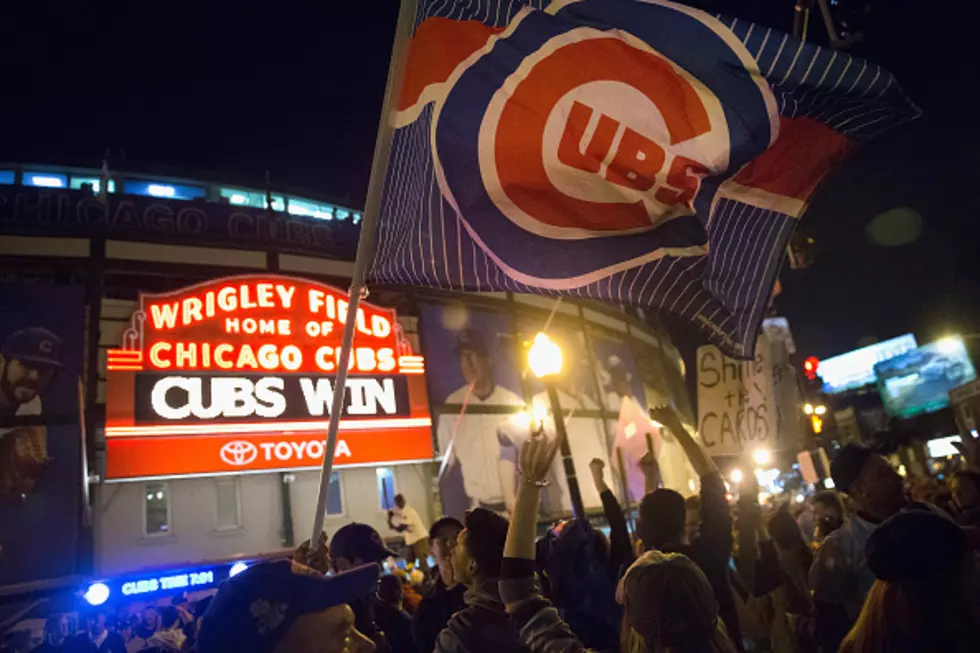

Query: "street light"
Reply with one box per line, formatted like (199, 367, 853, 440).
(729, 468, 744, 484)
(937, 335, 966, 355)
(803, 403, 814, 415)
(528, 332, 585, 519)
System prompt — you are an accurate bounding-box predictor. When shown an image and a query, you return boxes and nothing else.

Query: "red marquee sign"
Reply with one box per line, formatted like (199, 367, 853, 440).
(104, 275, 433, 481)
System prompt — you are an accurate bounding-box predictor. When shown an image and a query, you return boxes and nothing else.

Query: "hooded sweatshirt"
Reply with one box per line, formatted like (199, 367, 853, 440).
(434, 579, 531, 653)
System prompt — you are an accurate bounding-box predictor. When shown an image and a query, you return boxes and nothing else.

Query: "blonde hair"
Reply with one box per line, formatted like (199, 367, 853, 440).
(620, 551, 738, 653)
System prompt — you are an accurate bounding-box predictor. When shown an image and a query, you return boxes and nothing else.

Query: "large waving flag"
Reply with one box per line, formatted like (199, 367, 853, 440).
(369, 0, 918, 358)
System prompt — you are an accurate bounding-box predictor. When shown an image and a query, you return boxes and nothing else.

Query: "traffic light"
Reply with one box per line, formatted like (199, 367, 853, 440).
(803, 356, 819, 380)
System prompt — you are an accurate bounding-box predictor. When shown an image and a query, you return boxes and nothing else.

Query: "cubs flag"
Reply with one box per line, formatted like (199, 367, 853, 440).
(369, 0, 918, 358)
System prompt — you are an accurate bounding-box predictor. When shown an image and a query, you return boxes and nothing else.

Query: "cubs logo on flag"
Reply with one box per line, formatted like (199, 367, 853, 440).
(369, 0, 918, 358)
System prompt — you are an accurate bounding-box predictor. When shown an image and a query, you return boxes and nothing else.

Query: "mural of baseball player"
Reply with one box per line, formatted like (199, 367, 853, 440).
(421, 305, 525, 518)
(0, 283, 84, 587)
(0, 328, 64, 500)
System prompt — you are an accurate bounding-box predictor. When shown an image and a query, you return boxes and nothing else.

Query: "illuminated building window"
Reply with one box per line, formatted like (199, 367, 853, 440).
(24, 171, 67, 188)
(144, 482, 172, 537)
(215, 478, 242, 530)
(287, 197, 335, 220)
(70, 176, 117, 194)
(376, 468, 397, 512)
(0, 170, 14, 185)
(124, 181, 206, 201)
(327, 472, 343, 516)
(219, 188, 284, 211)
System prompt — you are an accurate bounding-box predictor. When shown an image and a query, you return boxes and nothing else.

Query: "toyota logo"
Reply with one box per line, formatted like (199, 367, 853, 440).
(220, 441, 258, 466)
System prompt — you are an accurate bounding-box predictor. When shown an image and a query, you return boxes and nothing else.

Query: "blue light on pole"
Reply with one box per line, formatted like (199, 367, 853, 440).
(84, 582, 111, 606)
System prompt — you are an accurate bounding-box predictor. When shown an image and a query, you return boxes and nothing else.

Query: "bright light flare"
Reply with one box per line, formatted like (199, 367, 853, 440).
(84, 582, 110, 606)
(729, 468, 744, 484)
(528, 333, 563, 379)
(752, 449, 772, 466)
(937, 336, 962, 355)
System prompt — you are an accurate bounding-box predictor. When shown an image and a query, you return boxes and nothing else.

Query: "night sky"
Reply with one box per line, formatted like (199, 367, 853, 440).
(1, 1, 976, 359)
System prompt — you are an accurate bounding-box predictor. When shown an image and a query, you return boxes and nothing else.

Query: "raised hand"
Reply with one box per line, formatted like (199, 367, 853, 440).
(519, 432, 562, 486)
(649, 405, 682, 432)
(589, 457, 606, 487)
(292, 530, 330, 574)
(649, 404, 716, 475)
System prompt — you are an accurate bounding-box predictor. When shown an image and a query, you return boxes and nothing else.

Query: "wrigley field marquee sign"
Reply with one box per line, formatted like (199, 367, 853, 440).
(104, 275, 433, 481)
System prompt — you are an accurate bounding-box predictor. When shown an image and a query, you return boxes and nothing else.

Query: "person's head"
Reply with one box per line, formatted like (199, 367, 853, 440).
(620, 551, 738, 653)
(377, 574, 403, 609)
(428, 516, 464, 587)
(684, 495, 701, 543)
(142, 606, 159, 629)
(394, 494, 406, 510)
(637, 489, 687, 550)
(831, 445, 905, 521)
(768, 508, 814, 569)
(160, 605, 180, 630)
(84, 611, 107, 635)
(0, 328, 63, 406)
(329, 523, 397, 573)
(953, 470, 980, 512)
(454, 329, 493, 388)
(840, 511, 978, 653)
(44, 614, 69, 644)
(811, 490, 845, 538)
(197, 559, 379, 653)
(451, 508, 509, 587)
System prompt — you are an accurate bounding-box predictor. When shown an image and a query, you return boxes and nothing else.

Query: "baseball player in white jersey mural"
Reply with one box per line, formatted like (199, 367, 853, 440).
(438, 327, 524, 514)
(0, 327, 64, 500)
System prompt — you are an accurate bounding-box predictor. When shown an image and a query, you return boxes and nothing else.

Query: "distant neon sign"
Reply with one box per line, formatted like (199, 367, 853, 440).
(104, 275, 434, 481)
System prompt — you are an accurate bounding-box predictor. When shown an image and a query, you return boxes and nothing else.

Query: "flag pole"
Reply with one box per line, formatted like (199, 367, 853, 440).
(309, 0, 419, 546)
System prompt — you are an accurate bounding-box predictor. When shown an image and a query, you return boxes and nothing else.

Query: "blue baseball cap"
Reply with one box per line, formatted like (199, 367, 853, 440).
(2, 328, 64, 368)
(197, 560, 380, 653)
(453, 328, 489, 357)
(330, 523, 398, 564)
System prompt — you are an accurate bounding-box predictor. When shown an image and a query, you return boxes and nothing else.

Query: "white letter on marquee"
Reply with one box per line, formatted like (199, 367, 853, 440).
(255, 378, 286, 418)
(299, 378, 334, 416)
(151, 377, 194, 420)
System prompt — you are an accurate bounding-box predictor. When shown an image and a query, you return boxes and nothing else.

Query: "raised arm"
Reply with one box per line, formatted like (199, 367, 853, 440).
(650, 406, 716, 477)
(589, 458, 634, 576)
(500, 433, 591, 653)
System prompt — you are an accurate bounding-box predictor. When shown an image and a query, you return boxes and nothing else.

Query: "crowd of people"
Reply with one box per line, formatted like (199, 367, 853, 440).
(8, 406, 980, 653)
(16, 600, 212, 653)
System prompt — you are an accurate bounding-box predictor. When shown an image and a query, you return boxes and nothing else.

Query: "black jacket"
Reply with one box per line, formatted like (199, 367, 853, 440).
(412, 579, 467, 653)
(433, 581, 530, 653)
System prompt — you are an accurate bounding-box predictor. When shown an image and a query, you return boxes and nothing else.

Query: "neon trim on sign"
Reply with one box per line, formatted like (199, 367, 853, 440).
(105, 416, 432, 438)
